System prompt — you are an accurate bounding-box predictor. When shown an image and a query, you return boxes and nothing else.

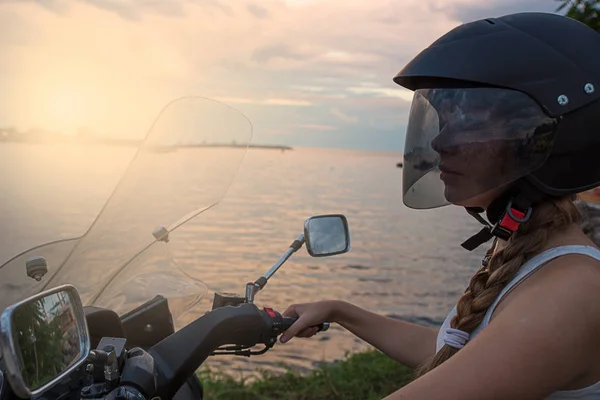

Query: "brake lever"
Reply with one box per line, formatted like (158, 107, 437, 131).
(210, 343, 273, 357)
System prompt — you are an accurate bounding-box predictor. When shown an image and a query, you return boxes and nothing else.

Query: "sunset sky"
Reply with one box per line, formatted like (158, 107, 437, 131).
(0, 0, 558, 151)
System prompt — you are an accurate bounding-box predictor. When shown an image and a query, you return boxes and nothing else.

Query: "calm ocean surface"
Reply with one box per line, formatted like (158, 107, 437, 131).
(0, 143, 487, 376)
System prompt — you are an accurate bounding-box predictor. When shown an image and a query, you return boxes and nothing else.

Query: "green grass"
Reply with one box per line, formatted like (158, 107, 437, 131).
(198, 350, 415, 400)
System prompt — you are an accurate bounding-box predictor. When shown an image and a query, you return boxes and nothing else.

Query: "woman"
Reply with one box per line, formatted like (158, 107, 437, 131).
(282, 12, 600, 399)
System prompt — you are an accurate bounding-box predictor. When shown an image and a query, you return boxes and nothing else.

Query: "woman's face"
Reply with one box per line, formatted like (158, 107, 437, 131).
(431, 118, 518, 209)
(401, 87, 556, 211)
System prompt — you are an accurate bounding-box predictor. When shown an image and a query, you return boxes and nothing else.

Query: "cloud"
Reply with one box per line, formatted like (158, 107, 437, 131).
(82, 0, 188, 20)
(330, 108, 359, 124)
(436, 0, 559, 22)
(346, 86, 414, 102)
(0, 11, 37, 46)
(10, 0, 69, 14)
(296, 124, 339, 131)
(0, 0, 563, 151)
(3, 0, 231, 20)
(246, 2, 269, 19)
(218, 97, 312, 106)
(79, 0, 144, 20)
(251, 43, 316, 64)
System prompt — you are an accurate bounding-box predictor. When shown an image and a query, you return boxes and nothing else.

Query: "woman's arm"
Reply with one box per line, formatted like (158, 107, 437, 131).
(333, 301, 439, 369)
(282, 300, 438, 369)
(383, 255, 600, 400)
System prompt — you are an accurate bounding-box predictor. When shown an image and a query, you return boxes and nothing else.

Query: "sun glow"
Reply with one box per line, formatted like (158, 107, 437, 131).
(28, 73, 157, 140)
(26, 72, 115, 137)
(46, 90, 91, 133)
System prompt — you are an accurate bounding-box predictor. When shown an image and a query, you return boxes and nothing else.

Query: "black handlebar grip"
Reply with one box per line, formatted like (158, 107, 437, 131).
(281, 316, 330, 333)
(261, 308, 330, 341)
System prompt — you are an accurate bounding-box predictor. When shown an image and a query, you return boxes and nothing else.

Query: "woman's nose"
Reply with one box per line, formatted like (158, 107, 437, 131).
(431, 133, 443, 153)
(431, 128, 453, 153)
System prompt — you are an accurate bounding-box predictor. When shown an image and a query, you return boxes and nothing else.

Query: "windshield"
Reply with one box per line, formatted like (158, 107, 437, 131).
(0, 97, 252, 326)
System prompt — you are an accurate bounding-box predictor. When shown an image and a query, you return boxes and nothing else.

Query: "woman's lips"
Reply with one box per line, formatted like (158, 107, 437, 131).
(438, 164, 463, 183)
(438, 164, 462, 175)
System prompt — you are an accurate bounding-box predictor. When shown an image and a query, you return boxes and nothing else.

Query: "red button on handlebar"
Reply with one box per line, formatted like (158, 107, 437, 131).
(264, 307, 277, 318)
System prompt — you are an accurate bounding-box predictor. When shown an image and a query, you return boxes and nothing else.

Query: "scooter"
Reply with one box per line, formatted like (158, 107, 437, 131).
(0, 214, 350, 400)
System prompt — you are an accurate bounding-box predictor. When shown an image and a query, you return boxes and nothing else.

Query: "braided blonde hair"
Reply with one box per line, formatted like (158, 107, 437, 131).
(415, 196, 581, 376)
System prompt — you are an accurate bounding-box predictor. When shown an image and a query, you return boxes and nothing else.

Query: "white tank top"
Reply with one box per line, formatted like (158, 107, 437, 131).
(436, 245, 600, 399)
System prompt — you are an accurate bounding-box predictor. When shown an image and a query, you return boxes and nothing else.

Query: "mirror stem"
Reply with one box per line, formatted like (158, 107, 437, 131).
(262, 234, 305, 283)
(245, 234, 305, 303)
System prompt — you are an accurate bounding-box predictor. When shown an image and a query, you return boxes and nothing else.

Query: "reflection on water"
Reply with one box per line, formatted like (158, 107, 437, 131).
(0, 143, 487, 377)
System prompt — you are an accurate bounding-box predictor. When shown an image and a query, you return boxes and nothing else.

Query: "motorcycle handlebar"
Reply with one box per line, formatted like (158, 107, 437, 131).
(148, 303, 268, 399)
(124, 304, 330, 400)
(261, 307, 330, 335)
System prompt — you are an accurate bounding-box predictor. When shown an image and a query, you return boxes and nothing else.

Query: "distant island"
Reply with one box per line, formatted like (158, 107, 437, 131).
(0, 127, 292, 151)
(144, 143, 293, 152)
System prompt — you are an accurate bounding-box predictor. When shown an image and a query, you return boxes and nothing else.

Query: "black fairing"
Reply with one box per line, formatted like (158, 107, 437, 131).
(84, 307, 126, 349)
(394, 12, 600, 117)
(120, 296, 175, 350)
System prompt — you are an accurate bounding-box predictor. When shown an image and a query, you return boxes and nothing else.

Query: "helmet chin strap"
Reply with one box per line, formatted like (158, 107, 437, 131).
(460, 179, 548, 251)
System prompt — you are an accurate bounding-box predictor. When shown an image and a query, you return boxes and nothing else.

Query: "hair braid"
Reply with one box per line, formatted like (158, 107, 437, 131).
(415, 196, 581, 377)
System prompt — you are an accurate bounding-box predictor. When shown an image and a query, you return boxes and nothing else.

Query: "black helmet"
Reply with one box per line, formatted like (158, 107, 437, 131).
(393, 12, 600, 250)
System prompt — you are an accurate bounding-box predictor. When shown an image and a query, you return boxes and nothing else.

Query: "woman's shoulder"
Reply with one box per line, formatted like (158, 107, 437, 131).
(532, 249, 600, 295)
(497, 245, 600, 312)
(489, 244, 600, 334)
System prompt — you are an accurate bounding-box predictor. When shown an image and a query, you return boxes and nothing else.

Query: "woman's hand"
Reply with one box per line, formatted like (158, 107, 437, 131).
(280, 300, 341, 343)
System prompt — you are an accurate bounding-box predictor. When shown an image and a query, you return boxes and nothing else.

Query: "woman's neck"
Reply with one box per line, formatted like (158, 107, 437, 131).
(492, 223, 596, 257)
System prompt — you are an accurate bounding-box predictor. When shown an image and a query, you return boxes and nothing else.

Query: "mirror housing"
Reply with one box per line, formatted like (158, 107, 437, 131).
(304, 214, 350, 257)
(0, 285, 91, 398)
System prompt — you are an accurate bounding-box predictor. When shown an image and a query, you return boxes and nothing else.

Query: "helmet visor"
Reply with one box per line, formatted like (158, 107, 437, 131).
(402, 87, 558, 209)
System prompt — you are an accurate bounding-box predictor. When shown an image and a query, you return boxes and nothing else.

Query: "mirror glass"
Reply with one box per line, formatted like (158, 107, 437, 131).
(10, 289, 86, 392)
(304, 215, 350, 257)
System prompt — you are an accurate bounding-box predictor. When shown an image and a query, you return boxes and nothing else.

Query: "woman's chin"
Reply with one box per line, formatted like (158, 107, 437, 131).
(446, 195, 482, 208)
(444, 188, 502, 209)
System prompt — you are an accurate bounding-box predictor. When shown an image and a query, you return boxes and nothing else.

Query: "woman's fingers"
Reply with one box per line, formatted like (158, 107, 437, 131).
(282, 304, 301, 318)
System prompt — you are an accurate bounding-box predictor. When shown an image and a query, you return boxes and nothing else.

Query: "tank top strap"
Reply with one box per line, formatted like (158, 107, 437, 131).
(477, 245, 600, 330)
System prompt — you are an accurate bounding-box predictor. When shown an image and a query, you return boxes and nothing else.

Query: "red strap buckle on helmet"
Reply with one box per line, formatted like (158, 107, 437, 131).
(490, 200, 532, 240)
(499, 209, 526, 231)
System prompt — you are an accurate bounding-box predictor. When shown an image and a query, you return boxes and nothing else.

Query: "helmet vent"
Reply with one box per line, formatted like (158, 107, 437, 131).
(484, 19, 496, 25)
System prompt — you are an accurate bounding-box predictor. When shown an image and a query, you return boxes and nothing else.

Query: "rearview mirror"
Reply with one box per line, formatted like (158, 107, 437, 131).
(0, 285, 90, 398)
(304, 214, 350, 257)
